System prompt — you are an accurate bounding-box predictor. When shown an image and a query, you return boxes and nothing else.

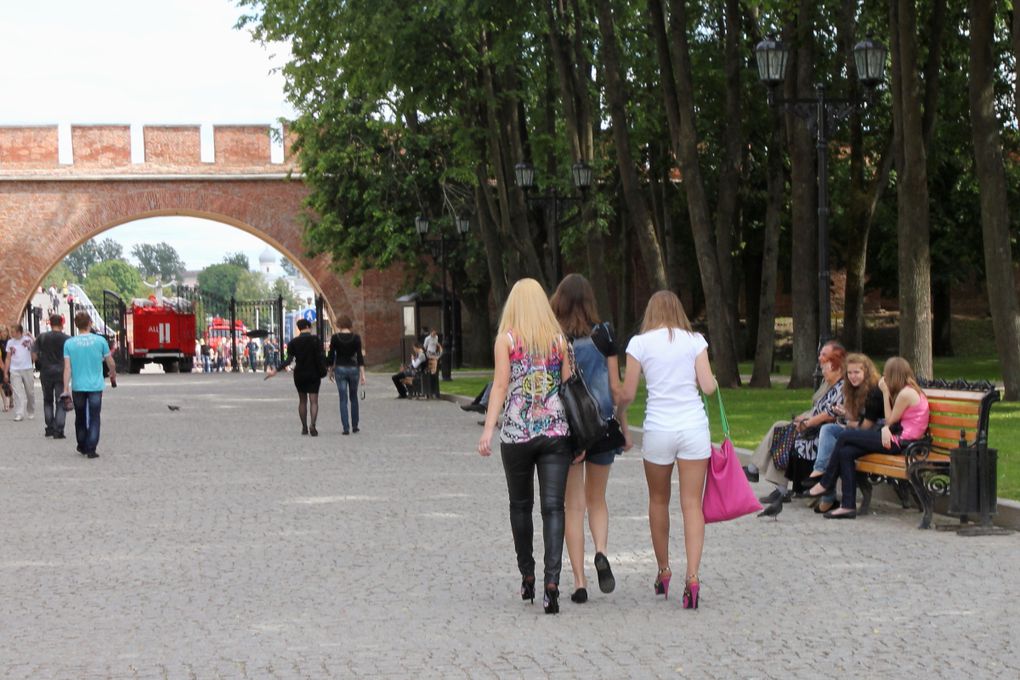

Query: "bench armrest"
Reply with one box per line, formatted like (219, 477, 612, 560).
(904, 437, 934, 467)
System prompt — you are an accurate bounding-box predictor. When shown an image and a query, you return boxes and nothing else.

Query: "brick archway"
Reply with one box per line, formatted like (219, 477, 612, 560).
(0, 124, 402, 361)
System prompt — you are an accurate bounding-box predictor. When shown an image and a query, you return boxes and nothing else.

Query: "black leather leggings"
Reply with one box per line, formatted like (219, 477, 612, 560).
(500, 436, 573, 588)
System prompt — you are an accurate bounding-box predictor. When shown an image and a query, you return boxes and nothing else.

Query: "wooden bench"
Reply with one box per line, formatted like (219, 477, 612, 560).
(855, 379, 999, 529)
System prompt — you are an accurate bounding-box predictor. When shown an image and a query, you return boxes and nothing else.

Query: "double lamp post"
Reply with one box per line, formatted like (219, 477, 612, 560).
(754, 33, 887, 383)
(414, 213, 470, 381)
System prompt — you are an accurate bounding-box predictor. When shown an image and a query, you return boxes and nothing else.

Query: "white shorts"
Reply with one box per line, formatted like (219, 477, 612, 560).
(641, 428, 712, 465)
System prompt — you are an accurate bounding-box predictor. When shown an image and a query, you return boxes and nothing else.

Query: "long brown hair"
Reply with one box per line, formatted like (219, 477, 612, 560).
(883, 356, 921, 407)
(550, 273, 600, 338)
(640, 290, 693, 341)
(843, 353, 879, 419)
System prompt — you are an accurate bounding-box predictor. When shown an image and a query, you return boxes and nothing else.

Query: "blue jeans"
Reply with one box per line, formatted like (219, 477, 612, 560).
(334, 366, 360, 432)
(72, 391, 103, 454)
(819, 429, 903, 510)
(813, 423, 846, 503)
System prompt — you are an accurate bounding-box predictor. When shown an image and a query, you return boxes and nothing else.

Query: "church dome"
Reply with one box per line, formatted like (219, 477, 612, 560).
(259, 247, 276, 265)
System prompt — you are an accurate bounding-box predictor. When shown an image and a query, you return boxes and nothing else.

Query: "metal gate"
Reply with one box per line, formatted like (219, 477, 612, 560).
(101, 290, 129, 372)
(177, 286, 285, 373)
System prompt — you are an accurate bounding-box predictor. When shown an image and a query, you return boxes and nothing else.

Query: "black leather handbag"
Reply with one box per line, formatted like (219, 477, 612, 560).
(560, 343, 608, 451)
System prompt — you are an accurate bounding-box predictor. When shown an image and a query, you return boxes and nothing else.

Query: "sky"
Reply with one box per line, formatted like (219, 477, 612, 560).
(1, 0, 297, 275)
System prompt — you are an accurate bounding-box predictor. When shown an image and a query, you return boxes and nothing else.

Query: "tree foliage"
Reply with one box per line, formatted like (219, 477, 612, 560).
(132, 242, 186, 283)
(64, 238, 124, 279)
(81, 259, 144, 304)
(236, 0, 1020, 383)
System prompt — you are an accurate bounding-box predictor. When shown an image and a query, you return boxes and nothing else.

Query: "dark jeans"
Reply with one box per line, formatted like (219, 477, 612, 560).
(500, 436, 573, 588)
(72, 391, 104, 454)
(819, 429, 903, 510)
(334, 366, 360, 432)
(391, 371, 410, 398)
(40, 374, 66, 435)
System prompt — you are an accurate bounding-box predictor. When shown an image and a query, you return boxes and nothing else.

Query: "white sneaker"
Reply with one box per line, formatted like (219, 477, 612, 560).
(13, 415, 23, 422)
(28, 413, 34, 420)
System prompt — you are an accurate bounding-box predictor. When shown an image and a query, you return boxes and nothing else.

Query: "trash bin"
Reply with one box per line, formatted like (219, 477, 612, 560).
(949, 439, 1009, 535)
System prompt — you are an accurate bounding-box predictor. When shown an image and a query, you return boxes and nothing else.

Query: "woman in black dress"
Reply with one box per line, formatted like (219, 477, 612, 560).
(266, 318, 326, 436)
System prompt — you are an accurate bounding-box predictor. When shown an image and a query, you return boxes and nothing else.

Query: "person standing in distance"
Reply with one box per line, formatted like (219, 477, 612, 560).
(63, 311, 117, 459)
(33, 314, 70, 438)
(3, 323, 37, 422)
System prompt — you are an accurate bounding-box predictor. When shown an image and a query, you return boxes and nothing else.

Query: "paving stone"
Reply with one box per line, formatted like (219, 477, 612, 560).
(1, 371, 1018, 678)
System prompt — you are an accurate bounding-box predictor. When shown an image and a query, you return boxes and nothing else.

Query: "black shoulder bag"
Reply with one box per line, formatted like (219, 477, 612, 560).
(560, 342, 608, 451)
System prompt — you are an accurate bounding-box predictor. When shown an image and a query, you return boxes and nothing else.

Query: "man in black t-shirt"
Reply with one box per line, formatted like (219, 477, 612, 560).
(32, 314, 70, 438)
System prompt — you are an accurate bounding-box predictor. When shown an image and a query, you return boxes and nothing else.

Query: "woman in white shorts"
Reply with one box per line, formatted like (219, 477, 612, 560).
(618, 291, 717, 609)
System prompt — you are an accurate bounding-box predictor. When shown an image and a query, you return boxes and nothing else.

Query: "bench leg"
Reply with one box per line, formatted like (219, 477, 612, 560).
(893, 480, 915, 510)
(857, 474, 872, 514)
(908, 464, 934, 530)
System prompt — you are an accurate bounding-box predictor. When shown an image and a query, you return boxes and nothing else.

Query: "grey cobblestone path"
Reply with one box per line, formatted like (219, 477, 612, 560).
(1, 372, 1018, 679)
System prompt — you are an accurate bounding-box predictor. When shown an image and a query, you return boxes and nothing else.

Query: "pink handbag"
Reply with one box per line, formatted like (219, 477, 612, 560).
(702, 391, 762, 523)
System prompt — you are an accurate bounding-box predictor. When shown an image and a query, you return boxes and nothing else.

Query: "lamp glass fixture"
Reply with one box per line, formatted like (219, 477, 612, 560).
(455, 216, 470, 236)
(414, 215, 429, 236)
(571, 162, 593, 189)
(853, 34, 888, 88)
(514, 162, 535, 189)
(754, 37, 789, 85)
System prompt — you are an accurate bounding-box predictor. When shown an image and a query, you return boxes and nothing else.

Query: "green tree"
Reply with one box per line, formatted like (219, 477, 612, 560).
(235, 270, 271, 300)
(222, 252, 250, 270)
(82, 259, 144, 303)
(280, 257, 299, 277)
(43, 262, 78, 290)
(132, 242, 186, 282)
(272, 277, 301, 309)
(197, 263, 246, 301)
(64, 238, 124, 279)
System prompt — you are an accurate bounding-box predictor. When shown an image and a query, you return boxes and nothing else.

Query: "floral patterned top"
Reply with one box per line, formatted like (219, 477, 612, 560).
(793, 378, 845, 461)
(499, 331, 570, 444)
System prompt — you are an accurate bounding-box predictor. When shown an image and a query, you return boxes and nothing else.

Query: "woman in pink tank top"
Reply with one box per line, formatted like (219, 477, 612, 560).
(808, 357, 930, 518)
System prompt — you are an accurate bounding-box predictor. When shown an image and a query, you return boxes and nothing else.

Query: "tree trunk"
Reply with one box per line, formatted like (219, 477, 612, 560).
(1014, 4, 1020, 119)
(643, 0, 740, 386)
(751, 105, 785, 388)
(712, 0, 743, 365)
(891, 0, 934, 378)
(787, 2, 818, 388)
(969, 0, 1020, 400)
(594, 0, 669, 293)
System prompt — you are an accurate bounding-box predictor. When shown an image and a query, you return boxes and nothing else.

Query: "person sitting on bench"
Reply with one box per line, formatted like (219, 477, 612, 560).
(392, 343, 426, 399)
(461, 381, 493, 413)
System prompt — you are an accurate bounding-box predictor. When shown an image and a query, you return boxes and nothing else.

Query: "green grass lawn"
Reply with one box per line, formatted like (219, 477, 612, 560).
(443, 371, 1020, 501)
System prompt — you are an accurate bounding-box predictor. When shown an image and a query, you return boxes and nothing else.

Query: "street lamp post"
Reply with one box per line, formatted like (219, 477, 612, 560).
(755, 34, 887, 386)
(513, 161, 593, 283)
(416, 214, 470, 381)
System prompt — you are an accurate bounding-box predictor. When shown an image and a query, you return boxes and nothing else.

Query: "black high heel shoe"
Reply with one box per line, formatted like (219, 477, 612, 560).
(543, 586, 560, 614)
(520, 576, 535, 604)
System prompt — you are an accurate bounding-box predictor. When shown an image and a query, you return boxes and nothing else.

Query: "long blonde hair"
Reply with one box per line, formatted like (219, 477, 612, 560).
(497, 278, 564, 360)
(640, 290, 693, 341)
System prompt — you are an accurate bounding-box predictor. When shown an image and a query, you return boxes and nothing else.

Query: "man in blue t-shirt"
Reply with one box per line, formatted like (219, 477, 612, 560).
(62, 312, 117, 459)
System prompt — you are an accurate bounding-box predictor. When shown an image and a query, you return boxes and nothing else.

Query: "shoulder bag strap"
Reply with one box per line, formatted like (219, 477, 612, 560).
(702, 388, 730, 439)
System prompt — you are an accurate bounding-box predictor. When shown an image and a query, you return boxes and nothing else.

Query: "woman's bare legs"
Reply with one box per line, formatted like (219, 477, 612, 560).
(584, 462, 612, 554)
(677, 458, 709, 581)
(564, 463, 587, 590)
(643, 460, 674, 571)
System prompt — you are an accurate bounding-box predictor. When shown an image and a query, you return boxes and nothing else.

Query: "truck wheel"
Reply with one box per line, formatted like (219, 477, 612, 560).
(164, 360, 180, 374)
(181, 358, 194, 373)
(128, 358, 144, 374)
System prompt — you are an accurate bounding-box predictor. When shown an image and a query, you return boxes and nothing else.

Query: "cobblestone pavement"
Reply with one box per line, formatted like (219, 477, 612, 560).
(1, 371, 1019, 679)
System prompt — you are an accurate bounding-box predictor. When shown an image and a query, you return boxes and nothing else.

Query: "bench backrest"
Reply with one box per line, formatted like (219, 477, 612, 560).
(919, 382, 999, 453)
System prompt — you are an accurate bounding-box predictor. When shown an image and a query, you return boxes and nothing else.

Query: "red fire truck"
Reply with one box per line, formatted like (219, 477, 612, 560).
(126, 297, 197, 374)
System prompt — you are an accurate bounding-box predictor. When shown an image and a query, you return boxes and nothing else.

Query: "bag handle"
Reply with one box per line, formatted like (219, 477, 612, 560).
(702, 387, 729, 439)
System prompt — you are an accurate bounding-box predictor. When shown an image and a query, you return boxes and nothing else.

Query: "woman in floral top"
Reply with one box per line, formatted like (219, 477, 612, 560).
(478, 278, 574, 614)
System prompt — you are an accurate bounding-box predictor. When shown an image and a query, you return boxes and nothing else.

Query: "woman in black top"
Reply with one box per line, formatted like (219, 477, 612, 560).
(327, 315, 366, 435)
(266, 319, 327, 436)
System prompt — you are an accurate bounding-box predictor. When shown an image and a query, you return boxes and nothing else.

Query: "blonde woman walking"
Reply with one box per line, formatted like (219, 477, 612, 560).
(478, 279, 575, 614)
(618, 291, 717, 609)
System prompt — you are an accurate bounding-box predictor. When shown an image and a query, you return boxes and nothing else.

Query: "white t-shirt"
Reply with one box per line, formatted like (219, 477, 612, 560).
(6, 336, 35, 372)
(626, 327, 709, 432)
